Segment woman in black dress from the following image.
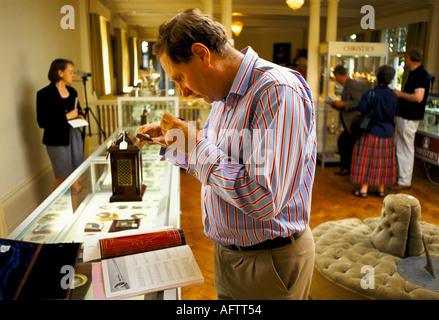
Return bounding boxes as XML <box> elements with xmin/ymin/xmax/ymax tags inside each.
<box><xmin>37</xmin><ymin>59</ymin><xmax>85</xmax><ymax>190</ymax></box>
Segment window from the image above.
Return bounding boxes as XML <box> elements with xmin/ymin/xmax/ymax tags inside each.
<box><xmin>100</xmin><ymin>16</ymin><xmax>112</xmax><ymax>95</ymax></box>
<box><xmin>385</xmin><ymin>26</ymin><xmax>407</xmax><ymax>90</ymax></box>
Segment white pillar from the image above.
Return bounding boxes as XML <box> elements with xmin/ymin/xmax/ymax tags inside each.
<box><xmin>307</xmin><ymin>0</ymin><xmax>321</xmax><ymax>99</ymax></box>
<box><xmin>221</xmin><ymin>0</ymin><xmax>233</xmax><ymax>40</ymax></box>
<box><xmin>202</xmin><ymin>0</ymin><xmax>213</xmax><ymax>17</ymax></box>
<box><xmin>326</xmin><ymin>0</ymin><xmax>339</xmax><ymax>42</ymax></box>
<box><xmin>425</xmin><ymin>0</ymin><xmax>439</xmax><ymax>93</ymax></box>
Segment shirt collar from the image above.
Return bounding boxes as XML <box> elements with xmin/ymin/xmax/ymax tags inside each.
<box><xmin>228</xmin><ymin>46</ymin><xmax>258</xmax><ymax>98</ymax></box>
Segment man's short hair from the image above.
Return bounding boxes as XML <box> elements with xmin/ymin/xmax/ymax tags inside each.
<box><xmin>333</xmin><ymin>65</ymin><xmax>347</xmax><ymax>76</ymax></box>
<box><xmin>406</xmin><ymin>48</ymin><xmax>423</xmax><ymax>62</ymax></box>
<box><xmin>153</xmin><ymin>8</ymin><xmax>229</xmax><ymax>64</ymax></box>
<box><xmin>377</xmin><ymin>65</ymin><xmax>395</xmax><ymax>85</ymax></box>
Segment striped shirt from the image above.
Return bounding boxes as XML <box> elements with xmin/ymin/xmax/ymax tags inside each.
<box><xmin>163</xmin><ymin>47</ymin><xmax>316</xmax><ymax>246</ymax></box>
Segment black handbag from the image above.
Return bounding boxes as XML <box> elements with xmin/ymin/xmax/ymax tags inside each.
<box><xmin>350</xmin><ymin>89</ymin><xmax>375</xmax><ymax>136</ymax></box>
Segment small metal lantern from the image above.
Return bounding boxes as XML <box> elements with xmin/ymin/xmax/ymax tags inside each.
<box><xmin>107</xmin><ymin>131</ymin><xmax>146</xmax><ymax>202</ymax></box>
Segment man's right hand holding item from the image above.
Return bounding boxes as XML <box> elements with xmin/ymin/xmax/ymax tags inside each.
<box><xmin>136</xmin><ymin>113</ymin><xmax>200</xmax><ymax>154</ymax></box>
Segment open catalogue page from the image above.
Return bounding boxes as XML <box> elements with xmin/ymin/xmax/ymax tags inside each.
<box><xmin>101</xmin><ymin>244</ymin><xmax>203</xmax><ymax>299</ymax></box>
<box><xmin>91</xmin><ymin>228</ymin><xmax>204</xmax><ymax>299</ymax></box>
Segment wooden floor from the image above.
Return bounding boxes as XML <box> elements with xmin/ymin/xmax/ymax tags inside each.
<box><xmin>179</xmin><ymin>158</ymin><xmax>439</xmax><ymax>300</ymax></box>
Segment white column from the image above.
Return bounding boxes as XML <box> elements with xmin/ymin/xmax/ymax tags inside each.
<box><xmin>307</xmin><ymin>0</ymin><xmax>321</xmax><ymax>99</ymax></box>
<box><xmin>326</xmin><ymin>0</ymin><xmax>339</xmax><ymax>42</ymax></box>
<box><xmin>221</xmin><ymin>0</ymin><xmax>233</xmax><ymax>40</ymax></box>
<box><xmin>202</xmin><ymin>0</ymin><xmax>213</xmax><ymax>17</ymax></box>
<box><xmin>425</xmin><ymin>0</ymin><xmax>439</xmax><ymax>91</ymax></box>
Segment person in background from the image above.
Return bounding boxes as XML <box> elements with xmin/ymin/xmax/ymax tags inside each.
<box><xmin>137</xmin><ymin>8</ymin><xmax>316</xmax><ymax>300</ymax></box>
<box><xmin>295</xmin><ymin>56</ymin><xmax>307</xmax><ymax>79</ymax></box>
<box><xmin>390</xmin><ymin>48</ymin><xmax>430</xmax><ymax>191</ymax></box>
<box><xmin>37</xmin><ymin>59</ymin><xmax>85</xmax><ymax>191</ymax></box>
<box><xmin>327</xmin><ymin>65</ymin><xmax>363</xmax><ymax>176</ymax></box>
<box><xmin>350</xmin><ymin>65</ymin><xmax>399</xmax><ymax>198</ymax></box>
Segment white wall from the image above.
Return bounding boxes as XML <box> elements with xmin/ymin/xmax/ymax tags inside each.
<box><xmin>234</xmin><ymin>27</ymin><xmax>307</xmax><ymax>64</ymax></box>
<box><xmin>0</xmin><ymin>0</ymin><xmax>89</xmax><ymax>232</ymax></box>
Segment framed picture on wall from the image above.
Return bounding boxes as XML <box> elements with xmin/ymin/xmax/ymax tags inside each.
<box><xmin>273</xmin><ymin>43</ymin><xmax>291</xmax><ymax>66</ymax></box>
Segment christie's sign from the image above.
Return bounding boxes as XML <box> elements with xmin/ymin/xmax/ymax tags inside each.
<box><xmin>415</xmin><ymin>133</ymin><xmax>439</xmax><ymax>163</ymax></box>
<box><xmin>320</xmin><ymin>42</ymin><xmax>388</xmax><ymax>56</ymax></box>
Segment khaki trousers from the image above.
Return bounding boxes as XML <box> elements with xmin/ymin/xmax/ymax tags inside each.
<box><xmin>395</xmin><ymin>116</ymin><xmax>420</xmax><ymax>186</ymax></box>
<box><xmin>214</xmin><ymin>227</ymin><xmax>315</xmax><ymax>300</ymax></box>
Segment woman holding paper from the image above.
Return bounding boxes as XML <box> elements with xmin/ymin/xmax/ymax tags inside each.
<box><xmin>36</xmin><ymin>59</ymin><xmax>85</xmax><ymax>190</ymax></box>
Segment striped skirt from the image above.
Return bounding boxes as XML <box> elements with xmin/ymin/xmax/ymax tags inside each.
<box><xmin>350</xmin><ymin>133</ymin><xmax>396</xmax><ymax>185</ymax></box>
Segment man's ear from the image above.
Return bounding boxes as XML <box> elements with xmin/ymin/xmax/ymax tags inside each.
<box><xmin>191</xmin><ymin>43</ymin><xmax>210</xmax><ymax>64</ymax></box>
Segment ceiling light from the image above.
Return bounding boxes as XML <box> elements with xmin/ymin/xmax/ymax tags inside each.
<box><xmin>286</xmin><ymin>0</ymin><xmax>305</xmax><ymax>10</ymax></box>
<box><xmin>232</xmin><ymin>21</ymin><xmax>243</xmax><ymax>37</ymax></box>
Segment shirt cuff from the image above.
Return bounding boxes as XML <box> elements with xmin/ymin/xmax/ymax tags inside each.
<box><xmin>160</xmin><ymin>147</ymin><xmax>189</xmax><ymax>170</ymax></box>
<box><xmin>187</xmin><ymin>138</ymin><xmax>224</xmax><ymax>185</ymax></box>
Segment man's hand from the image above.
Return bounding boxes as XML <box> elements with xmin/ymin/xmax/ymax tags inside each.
<box><xmin>160</xmin><ymin>113</ymin><xmax>200</xmax><ymax>154</ymax></box>
<box><xmin>136</xmin><ymin>121</ymin><xmax>167</xmax><ymax>146</ymax></box>
<box><xmin>328</xmin><ymin>100</ymin><xmax>345</xmax><ymax>110</ymax></box>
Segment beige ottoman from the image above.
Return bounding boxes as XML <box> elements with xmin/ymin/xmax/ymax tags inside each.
<box><xmin>310</xmin><ymin>194</ymin><xmax>439</xmax><ymax>300</ymax></box>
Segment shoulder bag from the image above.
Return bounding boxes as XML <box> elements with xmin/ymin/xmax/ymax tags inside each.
<box><xmin>350</xmin><ymin>89</ymin><xmax>375</xmax><ymax>136</ymax></box>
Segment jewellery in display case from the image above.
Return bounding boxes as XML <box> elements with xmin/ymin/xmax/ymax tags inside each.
<box><xmin>108</xmin><ymin>219</ymin><xmax>140</xmax><ymax>232</ymax></box>
<box><xmin>84</xmin><ymin>222</ymin><xmax>104</xmax><ymax>232</ymax></box>
<box><xmin>96</xmin><ymin>212</ymin><xmax>119</xmax><ymax>221</ymax></box>
<box><xmin>33</xmin><ymin>223</ymin><xmax>53</xmax><ymax>234</ymax></box>
<box><xmin>130</xmin><ymin>213</ymin><xmax>147</xmax><ymax>219</ymax></box>
<box><xmin>37</xmin><ymin>213</ymin><xmax>60</xmax><ymax>224</ymax></box>
<box><xmin>29</xmin><ymin>235</ymin><xmax>46</xmax><ymax>242</ymax></box>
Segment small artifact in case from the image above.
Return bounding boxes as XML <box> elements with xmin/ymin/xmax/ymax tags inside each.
<box><xmin>33</xmin><ymin>223</ymin><xmax>53</xmax><ymax>234</ymax></box>
<box><xmin>84</xmin><ymin>222</ymin><xmax>104</xmax><ymax>232</ymax></box>
<box><xmin>108</xmin><ymin>219</ymin><xmax>140</xmax><ymax>232</ymax></box>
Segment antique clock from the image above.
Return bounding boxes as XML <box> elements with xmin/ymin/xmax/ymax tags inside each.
<box><xmin>107</xmin><ymin>131</ymin><xmax>146</xmax><ymax>202</ymax></box>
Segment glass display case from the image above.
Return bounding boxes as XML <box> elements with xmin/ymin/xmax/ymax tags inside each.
<box><xmin>117</xmin><ymin>96</ymin><xmax>180</xmax><ymax>128</ymax></box>
<box><xmin>317</xmin><ymin>41</ymin><xmax>388</xmax><ymax>166</ymax></box>
<box><xmin>415</xmin><ymin>94</ymin><xmax>439</xmax><ymax>166</ymax></box>
<box><xmin>10</xmin><ymin>129</ymin><xmax>180</xmax><ymax>244</ymax></box>
<box><xmin>118</xmin><ymin>95</ymin><xmax>211</xmax><ymax>130</ymax></box>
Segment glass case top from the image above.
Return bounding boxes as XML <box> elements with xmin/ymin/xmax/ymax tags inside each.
<box><xmin>10</xmin><ymin>127</ymin><xmax>179</xmax><ymax>244</ymax></box>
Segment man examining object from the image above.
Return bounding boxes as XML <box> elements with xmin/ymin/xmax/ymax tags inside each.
<box><xmin>136</xmin><ymin>8</ymin><xmax>316</xmax><ymax>300</ymax></box>
<box><xmin>327</xmin><ymin>65</ymin><xmax>363</xmax><ymax>176</ymax></box>
<box><xmin>390</xmin><ymin>48</ymin><xmax>430</xmax><ymax>191</ymax></box>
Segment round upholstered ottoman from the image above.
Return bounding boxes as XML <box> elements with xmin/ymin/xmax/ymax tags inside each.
<box><xmin>309</xmin><ymin>195</ymin><xmax>439</xmax><ymax>300</ymax></box>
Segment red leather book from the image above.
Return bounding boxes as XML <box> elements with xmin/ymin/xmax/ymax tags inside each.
<box><xmin>100</xmin><ymin>229</ymin><xmax>185</xmax><ymax>259</ymax></box>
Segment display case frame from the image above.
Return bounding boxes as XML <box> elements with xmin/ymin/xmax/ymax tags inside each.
<box><xmin>317</xmin><ymin>41</ymin><xmax>388</xmax><ymax>167</ymax></box>
<box><xmin>415</xmin><ymin>94</ymin><xmax>439</xmax><ymax>166</ymax></box>
<box><xmin>10</xmin><ymin>128</ymin><xmax>181</xmax><ymax>243</ymax></box>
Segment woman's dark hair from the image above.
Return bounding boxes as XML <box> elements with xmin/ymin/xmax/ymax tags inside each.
<box><xmin>153</xmin><ymin>8</ymin><xmax>229</xmax><ymax>64</ymax></box>
<box><xmin>376</xmin><ymin>65</ymin><xmax>395</xmax><ymax>85</ymax></box>
<box><xmin>48</xmin><ymin>58</ymin><xmax>74</xmax><ymax>82</ymax></box>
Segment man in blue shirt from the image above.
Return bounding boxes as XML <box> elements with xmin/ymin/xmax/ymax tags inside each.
<box><xmin>390</xmin><ymin>48</ymin><xmax>430</xmax><ymax>191</ymax></box>
<box><xmin>137</xmin><ymin>8</ymin><xmax>316</xmax><ymax>300</ymax></box>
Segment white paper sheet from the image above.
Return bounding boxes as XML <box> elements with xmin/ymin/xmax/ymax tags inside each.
<box><xmin>68</xmin><ymin>118</ymin><xmax>89</xmax><ymax>128</ymax></box>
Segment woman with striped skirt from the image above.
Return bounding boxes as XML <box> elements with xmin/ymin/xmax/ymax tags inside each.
<box><xmin>351</xmin><ymin>65</ymin><xmax>399</xmax><ymax>198</ymax></box>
